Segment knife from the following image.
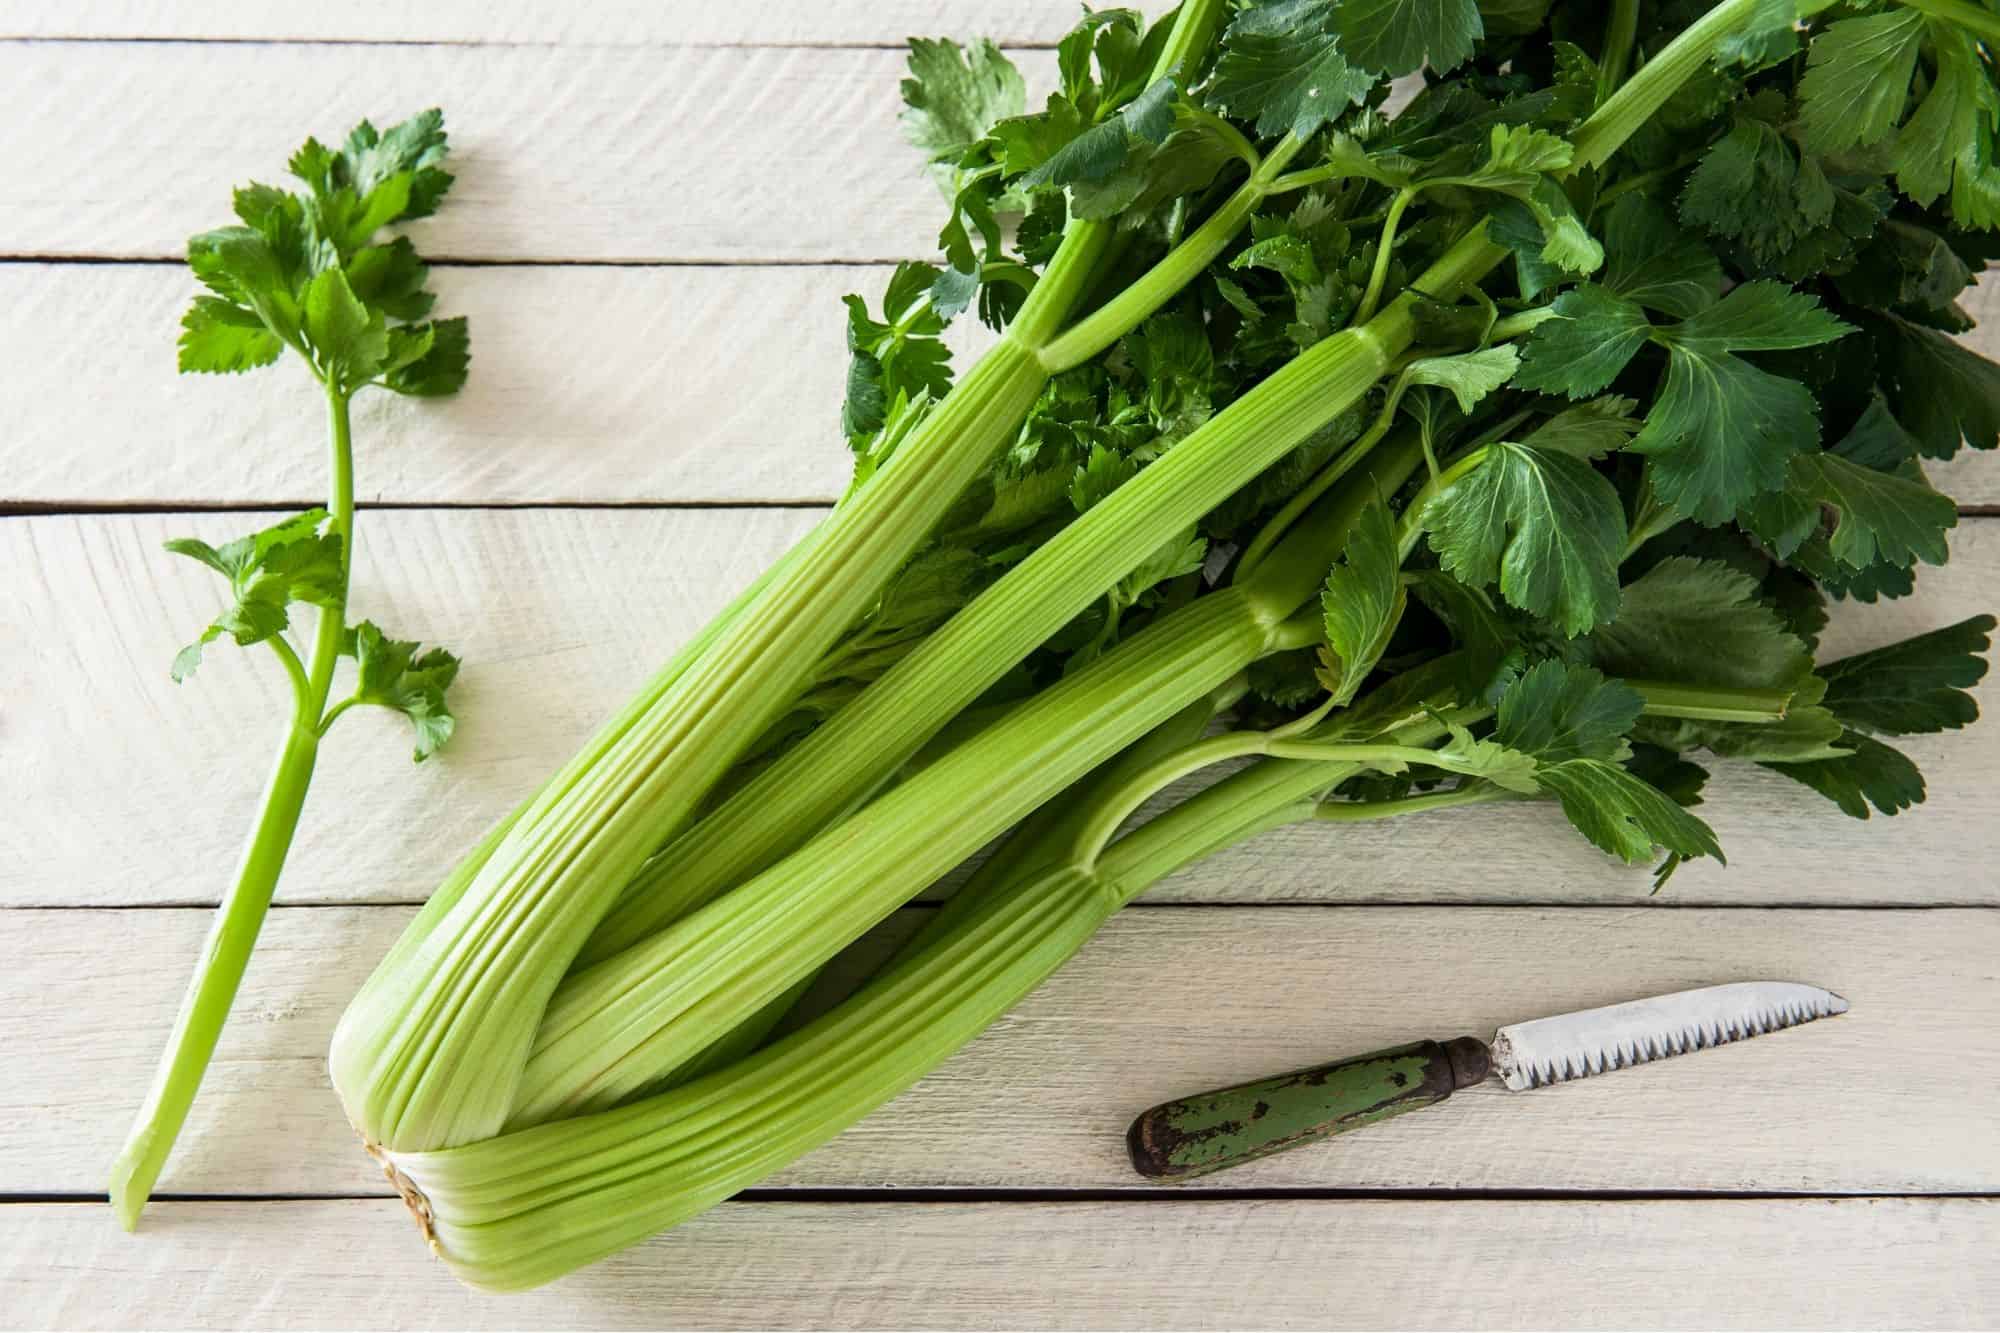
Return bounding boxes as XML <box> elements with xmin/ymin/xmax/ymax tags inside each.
<box><xmin>1126</xmin><ymin>981</ymin><xmax>1849</xmax><ymax>1180</ymax></box>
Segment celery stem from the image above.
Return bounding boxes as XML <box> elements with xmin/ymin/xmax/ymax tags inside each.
<box><xmin>1352</xmin><ymin>188</ymin><xmax>1416</xmax><ymax>326</ymax></box>
<box><xmin>1316</xmin><ymin>783</ymin><xmax>1517</xmax><ymax>822</ymax></box>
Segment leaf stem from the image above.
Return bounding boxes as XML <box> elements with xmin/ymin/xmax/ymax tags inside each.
<box><xmin>108</xmin><ymin>720</ymin><xmax>322</xmax><ymax>1231</ymax></box>
<box><xmin>306</xmin><ymin>385</ymin><xmax>356</xmax><ymax>713</ymax></box>
<box><xmin>1352</xmin><ymin>187</ymin><xmax>1416</xmax><ymax>326</ymax></box>
<box><xmin>1316</xmin><ymin>782</ymin><xmax>1517</xmax><ymax>822</ymax></box>
<box><xmin>110</xmin><ymin>381</ymin><xmax>358</xmax><ymax>1227</ymax></box>
<box><xmin>317</xmin><ymin>695</ymin><xmax>361</xmax><ymax>736</ymax></box>
<box><xmin>266</xmin><ymin>634</ymin><xmax>313</xmax><ymax>727</ymax></box>
<box><xmin>1598</xmin><ymin>0</ymin><xmax>1641</xmax><ymax>100</ymax></box>
<box><xmin>1039</xmin><ymin>133</ymin><xmax>1307</xmax><ymax>371</ymax></box>
<box><xmin>1571</xmin><ymin>0</ymin><xmax>1764</xmax><ymax>170</ymax></box>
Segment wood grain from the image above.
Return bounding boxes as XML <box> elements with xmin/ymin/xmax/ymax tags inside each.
<box><xmin>8</xmin><ymin>904</ymin><xmax>1994</xmax><ymax>1197</ymax></box>
<box><xmin>1</xmin><ymin>2</ymin><xmax>1076</xmax><ymax>46</ymax></box>
<box><xmin>0</xmin><ymin>42</ymin><xmax>1058</xmax><ymax>262</ymax></box>
<box><xmin>4</xmin><ymin>1197</ymin><xmax>1995</xmax><ymax>1330</ymax></box>
<box><xmin>0</xmin><ymin>263</ymin><xmax>868</xmax><ymax>507</ymax></box>
<box><xmin>4</xmin><ymin>262</ymin><xmax>1996</xmax><ymax>507</ymax></box>
<box><xmin>6</xmin><ymin>509</ymin><xmax>1994</xmax><ymax>910</ymax></box>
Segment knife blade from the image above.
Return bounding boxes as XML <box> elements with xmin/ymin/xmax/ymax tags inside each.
<box><xmin>1126</xmin><ymin>980</ymin><xmax>1848</xmax><ymax>1180</ymax></box>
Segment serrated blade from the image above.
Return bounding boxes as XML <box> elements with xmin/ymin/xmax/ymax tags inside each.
<box><xmin>1490</xmin><ymin>981</ymin><xmax>1848</xmax><ymax>1092</ymax></box>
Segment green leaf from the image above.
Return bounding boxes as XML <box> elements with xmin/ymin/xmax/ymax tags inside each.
<box><xmin>1797</xmin><ymin>8</ymin><xmax>1927</xmax><ymax>154</ymax></box>
<box><xmin>340</xmin><ymin>110</ymin><xmax>452</xmax><ymax>218</ymax></box>
<box><xmin>899</xmin><ymin>37</ymin><xmax>1027</xmax><ymax>172</ymax></box>
<box><xmin>1425</xmin><ymin>721</ymin><xmax>1543</xmax><ymax>793</ymax></box>
<box><xmin>1600</xmin><ymin>195</ymin><xmax>1720</xmax><ymax>319</ymax></box>
<box><xmin>1422</xmin><ymin>439</ymin><xmax>1627</xmax><ymax>636</ymax></box>
<box><xmin>1407</xmin><ymin>572</ymin><xmax>1524</xmax><ymax>705</ymax></box>
<box><xmin>1584</xmin><ymin>557</ymin><xmax>1812</xmax><ymax>691</ymax></box>
<box><xmin>164</xmin><ymin>510</ymin><xmax>343</xmax><ymax>681</ymax></box>
<box><xmin>1402</xmin><ymin>345</ymin><xmax>1519</xmax><ymax>415</ymax></box>
<box><xmin>1819</xmin><ymin>615</ymin><xmax>1994</xmax><ymax>737</ymax></box>
<box><xmin>1889</xmin><ymin>23</ymin><xmax>1989</xmax><ymax>215</ymax></box>
<box><xmin>1625</xmin><ymin>743</ymin><xmax>1710</xmax><ymax>808</ymax></box>
<box><xmin>1070</xmin><ymin>443</ymin><xmax>1139</xmax><ymax>513</ymax></box>
<box><xmin>1070</xmin><ymin>123</ymin><xmax>1237</xmax><ymax>222</ymax></box>
<box><xmin>1511</xmin><ymin>284</ymin><xmax>1651</xmax><ymax>399</ymax></box>
<box><xmin>1631</xmin><ymin>282</ymin><xmax>1853</xmax><ymax>525</ymax></box>
<box><xmin>341</xmin><ymin>620</ymin><xmax>461</xmax><ymax>761</ymax></box>
<box><xmin>1518</xmin><ymin>396</ymin><xmax>1642</xmax><ymax>460</ymax></box>
<box><xmin>187</xmin><ymin>226</ymin><xmax>302</xmax><ymax>344</ymax></box>
<box><xmin>1784</xmin><ymin>452</ymin><xmax>1958</xmax><ymax>570</ymax></box>
<box><xmin>1205</xmin><ymin>0</ymin><xmax>1377</xmax><ymax>139</ymax></box>
<box><xmin>1678</xmin><ymin>106</ymin><xmax>1838</xmax><ymax>268</ymax></box>
<box><xmin>1020</xmin><ymin>77</ymin><xmax>1178</xmax><ymax>193</ymax></box>
<box><xmin>379</xmin><ymin>316</ymin><xmax>469</xmax><ymax>397</ymax></box>
<box><xmin>178</xmin><ymin>296</ymin><xmax>284</xmax><ymax>374</ymax></box>
<box><xmin>1317</xmin><ymin>495</ymin><xmax>1405</xmax><ymax>705</ymax></box>
<box><xmin>303</xmin><ymin>265</ymin><xmax>387</xmax><ymax>385</ymax></box>
<box><xmin>1494</xmin><ymin>661</ymin><xmax>1643</xmax><ymax>765</ymax></box>
<box><xmin>1537</xmin><ymin>757</ymin><xmax>1723</xmax><ymax>866</ymax></box>
<box><xmin>1868</xmin><ymin>313</ymin><xmax>2000</xmax><ymax>459</ymax></box>
<box><xmin>344</xmin><ymin>236</ymin><xmax>433</xmax><ymax>321</ymax></box>
<box><xmin>1765</xmin><ymin>731</ymin><xmax>1925</xmax><ymax>819</ymax></box>
<box><xmin>1336</xmin><ymin>0</ymin><xmax>1483</xmax><ymax>76</ymax></box>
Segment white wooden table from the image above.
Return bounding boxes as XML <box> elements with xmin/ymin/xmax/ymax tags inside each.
<box><xmin>4</xmin><ymin>6</ymin><xmax>1998</xmax><ymax>1329</ymax></box>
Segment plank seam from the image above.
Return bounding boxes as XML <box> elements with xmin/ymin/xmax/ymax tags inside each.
<box><xmin>0</xmin><ymin>36</ymin><xmax>1063</xmax><ymax>53</ymax></box>
<box><xmin>4</xmin><ymin>502</ymin><xmax>1995</xmax><ymax>520</ymax></box>
<box><xmin>6</xmin><ymin>1188</ymin><xmax>1999</xmax><ymax>1207</ymax></box>
<box><xmin>6</xmin><ymin>901</ymin><xmax>1995</xmax><ymax>913</ymax></box>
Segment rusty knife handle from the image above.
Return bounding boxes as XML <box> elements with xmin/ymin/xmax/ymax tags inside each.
<box><xmin>1126</xmin><ymin>1036</ymin><xmax>1491</xmax><ymax>1180</ymax></box>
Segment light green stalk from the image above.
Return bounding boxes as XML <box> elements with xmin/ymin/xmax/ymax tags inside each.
<box><xmin>108</xmin><ymin>384</ymin><xmax>356</xmax><ymax>1229</ymax></box>
<box><xmin>581</xmin><ymin>233</ymin><xmax>1498</xmax><ymax>966</ymax></box>
<box><xmin>513</xmin><ymin>435</ymin><xmax>1423</xmax><ymax>1123</ymax></box>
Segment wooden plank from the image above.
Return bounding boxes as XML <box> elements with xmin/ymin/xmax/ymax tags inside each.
<box><xmin>6</xmin><ymin>508</ymin><xmax>1995</xmax><ymax>909</ymax></box>
<box><xmin>3</xmin><ymin>1</ymin><xmax>1076</xmax><ymax>46</ymax></box>
<box><xmin>3</xmin><ymin>1197</ymin><xmax>1994</xmax><ymax>1330</ymax></box>
<box><xmin>5</xmin><ymin>261</ymin><xmax>1997</xmax><ymax>507</ymax></box>
<box><xmin>8</xmin><ymin>904</ymin><xmax>1994</xmax><ymax>1197</ymax></box>
<box><xmin>0</xmin><ymin>263</ymin><xmax>869</xmax><ymax>507</ymax></box>
<box><xmin>0</xmin><ymin>42</ymin><xmax>1058</xmax><ymax>262</ymax></box>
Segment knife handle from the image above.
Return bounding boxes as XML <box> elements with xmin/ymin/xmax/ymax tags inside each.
<box><xmin>1127</xmin><ymin>1036</ymin><xmax>1491</xmax><ymax>1180</ymax></box>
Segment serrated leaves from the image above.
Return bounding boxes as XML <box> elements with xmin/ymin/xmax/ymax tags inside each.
<box><xmin>1205</xmin><ymin>0</ymin><xmax>1377</xmax><ymax>139</ymax></box>
<box><xmin>1316</xmin><ymin>495</ymin><xmax>1405</xmax><ymax>705</ymax></box>
<box><xmin>340</xmin><ymin>621</ymin><xmax>461</xmax><ymax>761</ymax></box>
<box><xmin>1819</xmin><ymin>615</ymin><xmax>1994</xmax><ymax>737</ymax></box>
<box><xmin>178</xmin><ymin>296</ymin><xmax>284</xmax><ymax>374</ymax></box>
<box><xmin>1494</xmin><ymin>661</ymin><xmax>1643</xmax><ymax>765</ymax></box>
<box><xmin>1630</xmin><ymin>282</ymin><xmax>1854</xmax><ymax>525</ymax></box>
<box><xmin>1797</xmin><ymin>8</ymin><xmax>1928</xmax><ymax>155</ymax></box>
<box><xmin>178</xmin><ymin>111</ymin><xmax>466</xmax><ymax>400</ymax></box>
<box><xmin>1585</xmin><ymin>557</ymin><xmax>1813</xmax><ymax>691</ymax></box>
<box><xmin>1765</xmin><ymin>731</ymin><xmax>1926</xmax><ymax>818</ymax></box>
<box><xmin>1421</xmin><ymin>439</ymin><xmax>1627</xmax><ymax>636</ymax></box>
<box><xmin>1512</xmin><ymin>285</ymin><xmax>1652</xmax><ymax>399</ymax></box>
<box><xmin>1403</xmin><ymin>345</ymin><xmax>1520</xmax><ymax>415</ymax></box>
<box><xmin>1535</xmin><ymin>758</ymin><xmax>1725</xmax><ymax>865</ymax></box>
<box><xmin>1337</xmin><ymin>0</ymin><xmax>1483</xmax><ymax>76</ymax></box>
<box><xmin>165</xmin><ymin>510</ymin><xmax>343</xmax><ymax>681</ymax></box>
<box><xmin>900</xmin><ymin>37</ymin><xmax>1028</xmax><ymax>175</ymax></box>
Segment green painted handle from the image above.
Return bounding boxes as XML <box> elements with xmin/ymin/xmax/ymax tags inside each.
<box><xmin>1126</xmin><ymin>1036</ymin><xmax>1491</xmax><ymax>1180</ymax></box>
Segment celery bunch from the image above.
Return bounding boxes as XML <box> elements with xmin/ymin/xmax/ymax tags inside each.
<box><xmin>123</xmin><ymin>0</ymin><xmax>2000</xmax><ymax>1288</ymax></box>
